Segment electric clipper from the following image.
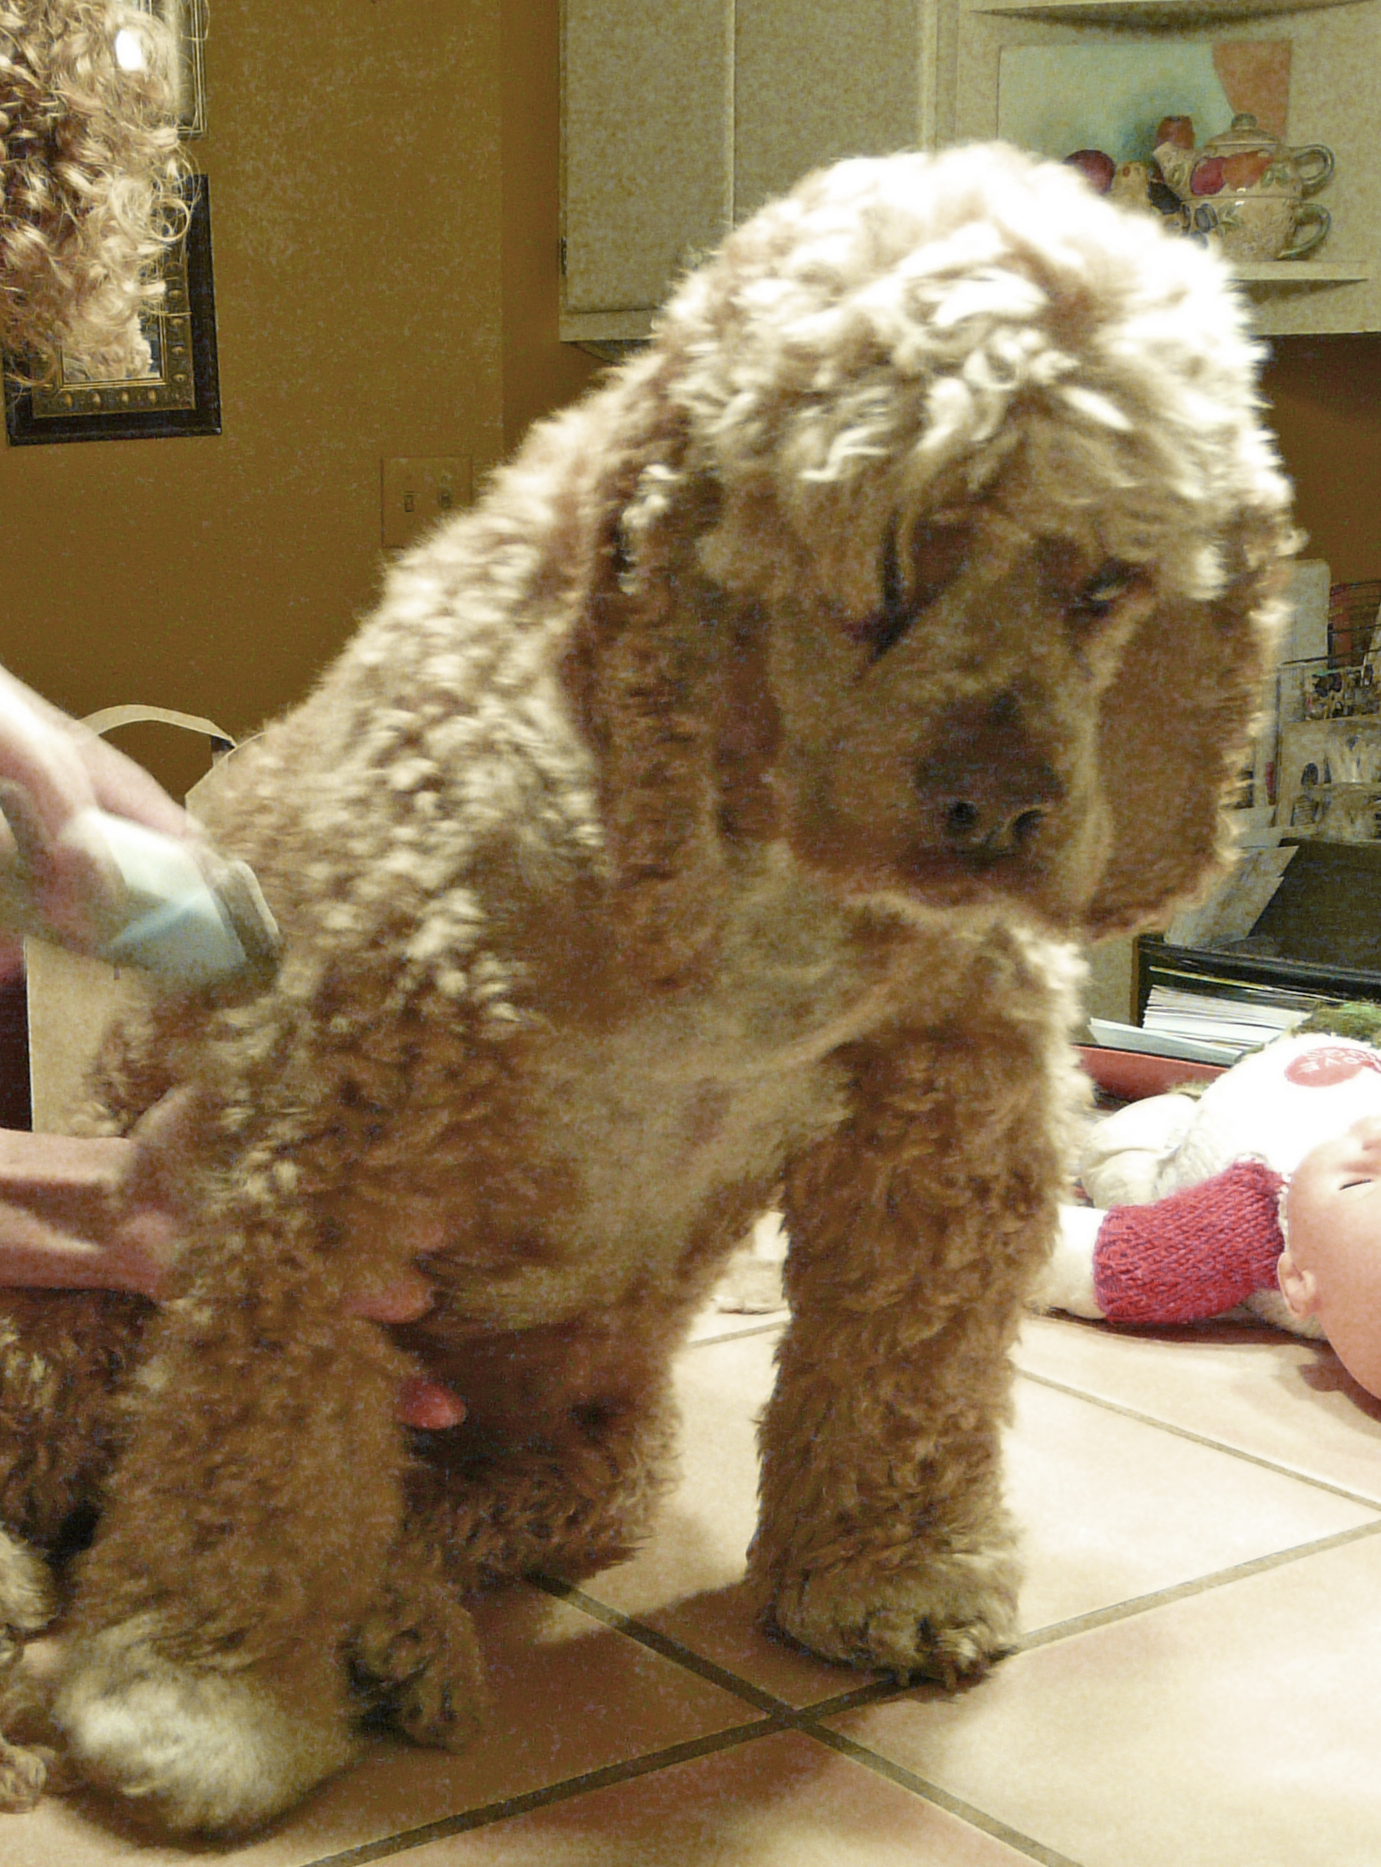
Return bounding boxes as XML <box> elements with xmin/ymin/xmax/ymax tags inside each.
<box><xmin>0</xmin><ymin>794</ymin><xmax>280</xmax><ymax>991</ymax></box>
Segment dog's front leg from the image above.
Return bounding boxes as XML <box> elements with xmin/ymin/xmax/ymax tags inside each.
<box><xmin>750</xmin><ymin>1010</ymin><xmax>1078</xmax><ymax>1685</ymax></box>
<box><xmin>45</xmin><ymin>1180</ymin><xmax>413</xmax><ymax>1835</ymax></box>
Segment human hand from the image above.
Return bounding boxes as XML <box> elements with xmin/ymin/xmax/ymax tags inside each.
<box><xmin>0</xmin><ymin>1098</ymin><xmax>466</xmax><ymax>1431</ymax></box>
<box><xmin>0</xmin><ymin>666</ymin><xmax>192</xmax><ymax>976</ymax></box>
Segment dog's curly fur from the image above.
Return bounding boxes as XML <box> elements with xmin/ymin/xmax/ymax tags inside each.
<box><xmin>1</xmin><ymin>0</ymin><xmax>184</xmax><ymax>378</ymax></box>
<box><xmin>0</xmin><ymin>145</ymin><xmax>1293</xmax><ymax>1830</ymax></box>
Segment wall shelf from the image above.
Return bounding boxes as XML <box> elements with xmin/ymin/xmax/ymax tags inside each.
<box><xmin>1232</xmin><ymin>260</ymin><xmax>1373</xmax><ymax>283</ymax></box>
<box><xmin>954</xmin><ymin>0</ymin><xmax>1380</xmax><ymax>333</ymax></box>
<box><xmin>977</xmin><ymin>0</ymin><xmax>1357</xmax><ymax>20</ymax></box>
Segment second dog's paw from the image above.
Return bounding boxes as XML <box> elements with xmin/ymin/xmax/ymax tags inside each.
<box><xmin>766</xmin><ymin>1543</ymin><xmax>1021</xmax><ymax>1688</ymax></box>
<box><xmin>51</xmin><ymin>1621</ymin><xmax>359</xmax><ymax>1834</ymax></box>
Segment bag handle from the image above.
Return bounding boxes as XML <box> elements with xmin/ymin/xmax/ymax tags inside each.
<box><xmin>82</xmin><ymin>705</ymin><xmax>236</xmax><ymax>758</ymax></box>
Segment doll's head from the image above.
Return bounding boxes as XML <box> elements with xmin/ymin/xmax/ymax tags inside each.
<box><xmin>1279</xmin><ymin>1113</ymin><xmax>1381</xmax><ymax>1398</ymax></box>
<box><xmin>1</xmin><ymin>0</ymin><xmax>183</xmax><ymax>378</ymax></box>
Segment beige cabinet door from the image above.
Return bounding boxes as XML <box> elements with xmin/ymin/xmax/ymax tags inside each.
<box><xmin>562</xmin><ymin>0</ymin><xmax>733</xmax><ymax>327</ymax></box>
<box><xmin>562</xmin><ymin>0</ymin><xmax>939</xmax><ymax>343</ymax></box>
<box><xmin>734</xmin><ymin>0</ymin><xmax>938</xmax><ymax>225</ymax></box>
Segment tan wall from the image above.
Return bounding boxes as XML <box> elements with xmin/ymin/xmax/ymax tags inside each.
<box><xmin>1262</xmin><ymin>336</ymin><xmax>1381</xmax><ymax>587</ymax></box>
<box><xmin>0</xmin><ymin>0</ymin><xmax>596</xmax><ymax>796</ymax></box>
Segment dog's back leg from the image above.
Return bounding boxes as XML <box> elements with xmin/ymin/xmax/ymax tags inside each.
<box><xmin>44</xmin><ymin>1195</ymin><xmax>417</xmax><ymax>1834</ymax></box>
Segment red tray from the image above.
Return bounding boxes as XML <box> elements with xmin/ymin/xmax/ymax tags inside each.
<box><xmin>1076</xmin><ymin>1045</ymin><xmax>1226</xmax><ymax>1102</ymax></box>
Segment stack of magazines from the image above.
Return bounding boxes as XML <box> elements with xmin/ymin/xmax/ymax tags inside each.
<box><xmin>1090</xmin><ymin>981</ymin><xmax>1317</xmax><ymax>1066</ymax></box>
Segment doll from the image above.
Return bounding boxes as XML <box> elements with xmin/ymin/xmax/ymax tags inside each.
<box><xmin>1036</xmin><ymin>1030</ymin><xmax>1381</xmax><ymax>1398</ymax></box>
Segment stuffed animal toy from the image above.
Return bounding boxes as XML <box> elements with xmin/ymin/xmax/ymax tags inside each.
<box><xmin>1036</xmin><ymin>1030</ymin><xmax>1381</xmax><ymax>1398</ymax></box>
<box><xmin>0</xmin><ymin>0</ymin><xmax>183</xmax><ymax>379</ymax></box>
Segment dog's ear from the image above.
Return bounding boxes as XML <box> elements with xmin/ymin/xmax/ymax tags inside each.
<box><xmin>560</xmin><ymin>361</ymin><xmax>737</xmax><ymax>986</ymax></box>
<box><xmin>1082</xmin><ymin>557</ymin><xmax>1286</xmax><ymax>940</ymax></box>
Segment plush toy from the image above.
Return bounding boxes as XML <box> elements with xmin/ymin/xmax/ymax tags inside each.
<box><xmin>1035</xmin><ymin>1030</ymin><xmax>1381</xmax><ymax>1398</ymax></box>
<box><xmin>0</xmin><ymin>0</ymin><xmax>183</xmax><ymax>378</ymax></box>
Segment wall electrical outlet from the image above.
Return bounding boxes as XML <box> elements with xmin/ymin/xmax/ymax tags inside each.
<box><xmin>381</xmin><ymin>456</ymin><xmax>473</xmax><ymax>550</ymax></box>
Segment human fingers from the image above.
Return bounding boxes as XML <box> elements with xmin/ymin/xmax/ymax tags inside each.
<box><xmin>72</xmin><ymin>726</ymin><xmax>192</xmax><ymax>840</ymax></box>
<box><xmin>0</xmin><ymin>667</ymin><xmax>101</xmax><ymax>850</ymax></box>
<box><xmin>93</xmin><ymin>1215</ymin><xmax>175</xmax><ymax>1298</ymax></box>
<box><xmin>0</xmin><ymin>669</ymin><xmax>188</xmax><ymax>842</ymax></box>
<box><xmin>0</xmin><ymin>674</ymin><xmax>179</xmax><ymax>952</ymax></box>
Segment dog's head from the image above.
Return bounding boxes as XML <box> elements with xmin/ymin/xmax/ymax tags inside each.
<box><xmin>566</xmin><ymin>145</ymin><xmax>1294</xmax><ymax>964</ymax></box>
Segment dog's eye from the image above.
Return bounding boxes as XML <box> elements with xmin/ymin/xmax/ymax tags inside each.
<box><xmin>847</xmin><ymin>520</ymin><xmax>970</xmax><ymax>660</ymax></box>
<box><xmin>1069</xmin><ymin>561</ymin><xmax>1139</xmax><ymax>627</ymax></box>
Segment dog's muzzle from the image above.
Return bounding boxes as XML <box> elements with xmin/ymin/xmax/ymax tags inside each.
<box><xmin>913</xmin><ymin>693</ymin><xmax>1065</xmax><ymax>864</ymax></box>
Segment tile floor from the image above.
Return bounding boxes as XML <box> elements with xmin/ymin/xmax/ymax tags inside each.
<box><xmin>9</xmin><ymin>1295</ymin><xmax>1381</xmax><ymax>1866</ymax></box>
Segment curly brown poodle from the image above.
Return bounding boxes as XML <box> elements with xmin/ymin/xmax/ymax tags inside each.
<box><xmin>0</xmin><ymin>143</ymin><xmax>1293</xmax><ymax>1832</ymax></box>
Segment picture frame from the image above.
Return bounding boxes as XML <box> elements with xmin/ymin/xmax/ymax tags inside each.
<box><xmin>3</xmin><ymin>178</ymin><xmax>221</xmax><ymax>446</ymax></box>
<box><xmin>146</xmin><ymin>0</ymin><xmax>208</xmax><ymax>140</ymax></box>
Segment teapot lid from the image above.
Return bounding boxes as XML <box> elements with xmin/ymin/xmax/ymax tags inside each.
<box><xmin>1200</xmin><ymin>112</ymin><xmax>1283</xmax><ymax>159</ymax></box>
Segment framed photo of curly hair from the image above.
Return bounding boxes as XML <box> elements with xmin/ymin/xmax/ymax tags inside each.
<box><xmin>3</xmin><ymin>176</ymin><xmax>221</xmax><ymax>447</ymax></box>
<box><xmin>145</xmin><ymin>0</ymin><xmax>208</xmax><ymax>139</ymax></box>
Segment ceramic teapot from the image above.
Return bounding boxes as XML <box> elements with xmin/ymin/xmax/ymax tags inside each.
<box><xmin>1153</xmin><ymin>112</ymin><xmax>1334</xmax><ymax>261</ymax></box>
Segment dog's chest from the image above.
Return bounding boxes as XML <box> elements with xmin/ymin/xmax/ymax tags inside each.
<box><xmin>442</xmin><ymin>864</ymin><xmax>904</xmax><ymax>1326</ymax></box>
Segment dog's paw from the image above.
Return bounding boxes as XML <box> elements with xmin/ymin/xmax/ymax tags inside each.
<box><xmin>0</xmin><ymin>1737</ymin><xmax>53</xmax><ymax>1813</ymax></box>
<box><xmin>386</xmin><ymin>1658</ymin><xmax>486</xmax><ymax>1754</ymax></box>
<box><xmin>352</xmin><ymin>1582</ymin><xmax>486</xmax><ymax>1753</ymax></box>
<box><xmin>50</xmin><ymin>1621</ymin><xmax>359</xmax><ymax>1834</ymax></box>
<box><xmin>766</xmin><ymin>1543</ymin><xmax>1021</xmax><ymax>1688</ymax></box>
<box><xmin>0</xmin><ymin>1532</ymin><xmax>56</xmax><ymax>1647</ymax></box>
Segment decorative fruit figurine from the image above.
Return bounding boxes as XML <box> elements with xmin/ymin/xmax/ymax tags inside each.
<box><xmin>1063</xmin><ymin>148</ymin><xmax>1116</xmax><ymax>194</ymax></box>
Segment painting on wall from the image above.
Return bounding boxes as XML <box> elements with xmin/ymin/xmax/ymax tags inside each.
<box><xmin>3</xmin><ymin>179</ymin><xmax>220</xmax><ymax>446</ymax></box>
<box><xmin>997</xmin><ymin>40</ymin><xmax>1291</xmax><ymax>167</ymax></box>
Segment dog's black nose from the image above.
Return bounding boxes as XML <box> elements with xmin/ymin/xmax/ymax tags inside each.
<box><xmin>939</xmin><ymin>795</ymin><xmax>1049</xmax><ymax>855</ymax></box>
<box><xmin>916</xmin><ymin>695</ymin><xmax>1064</xmax><ymax>861</ymax></box>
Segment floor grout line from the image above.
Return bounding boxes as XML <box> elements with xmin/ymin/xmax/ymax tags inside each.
<box><xmin>695</xmin><ymin>1321</ymin><xmax>1381</xmax><ymax>1510</ymax></box>
<box><xmin>800</xmin><ymin>1725</ymin><xmax>1087</xmax><ymax>1867</ymax></box>
<box><xmin>684</xmin><ymin>1315</ymin><xmax>788</xmax><ymax>1349</ymax></box>
<box><xmin>1015</xmin><ymin>1362</ymin><xmax>1381</xmax><ymax>1509</ymax></box>
<box><xmin>1016</xmin><ymin>1516</ymin><xmax>1381</xmax><ymax>1652</ymax></box>
<box><xmin>531</xmin><ymin>1573</ymin><xmax>794</xmax><ymax>1715</ymax></box>
<box><xmin>539</xmin><ymin>1516</ymin><xmax>1381</xmax><ymax>1720</ymax></box>
<box><xmin>298</xmin><ymin>1720</ymin><xmax>782</xmax><ymax>1867</ymax></box>
<box><xmin>304</xmin><ymin>1593</ymin><xmax>1083</xmax><ymax>1867</ymax></box>
<box><xmin>538</xmin><ymin>1522</ymin><xmax>1381</xmax><ymax>1756</ymax></box>
<box><xmin>535</xmin><ymin>1573</ymin><xmax>953</xmax><ymax>1718</ymax></box>
<box><xmin>536</xmin><ymin>1574</ymin><xmax>936</xmax><ymax>1716</ymax></box>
